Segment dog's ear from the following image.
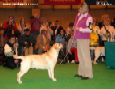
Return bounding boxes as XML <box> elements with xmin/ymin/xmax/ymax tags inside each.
<box><xmin>53</xmin><ymin>43</ymin><xmax>63</xmax><ymax>49</ymax></box>
<box><xmin>53</xmin><ymin>43</ymin><xmax>59</xmax><ymax>49</ymax></box>
<box><xmin>53</xmin><ymin>43</ymin><xmax>58</xmax><ymax>49</ymax></box>
<box><xmin>59</xmin><ymin>43</ymin><xmax>63</xmax><ymax>47</ymax></box>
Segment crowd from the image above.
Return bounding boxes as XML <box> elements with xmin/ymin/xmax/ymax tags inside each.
<box><xmin>0</xmin><ymin>13</ymin><xmax>115</xmax><ymax>69</ymax></box>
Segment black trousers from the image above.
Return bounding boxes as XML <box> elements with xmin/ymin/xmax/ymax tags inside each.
<box><xmin>4</xmin><ymin>56</ymin><xmax>17</xmax><ymax>69</ymax></box>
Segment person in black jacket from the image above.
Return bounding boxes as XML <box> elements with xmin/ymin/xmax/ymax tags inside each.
<box><xmin>18</xmin><ymin>29</ymin><xmax>34</xmax><ymax>56</ymax></box>
<box><xmin>3</xmin><ymin>35</ymin><xmax>19</xmax><ymax>69</ymax></box>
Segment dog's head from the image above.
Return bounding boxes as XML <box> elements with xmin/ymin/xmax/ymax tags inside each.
<box><xmin>53</xmin><ymin>43</ymin><xmax>63</xmax><ymax>51</ymax></box>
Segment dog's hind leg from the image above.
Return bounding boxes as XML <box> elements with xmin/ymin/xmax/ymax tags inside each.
<box><xmin>17</xmin><ymin>69</ymin><xmax>29</xmax><ymax>84</ymax></box>
<box><xmin>17</xmin><ymin>71</ymin><xmax>25</xmax><ymax>84</ymax></box>
<box><xmin>17</xmin><ymin>65</ymin><xmax>30</xmax><ymax>84</ymax></box>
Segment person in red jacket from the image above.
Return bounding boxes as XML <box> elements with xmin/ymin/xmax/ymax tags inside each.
<box><xmin>3</xmin><ymin>16</ymin><xmax>19</xmax><ymax>40</ymax></box>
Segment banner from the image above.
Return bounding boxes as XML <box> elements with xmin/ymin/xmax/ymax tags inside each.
<box><xmin>0</xmin><ymin>0</ymin><xmax>39</xmax><ymax>6</ymax></box>
<box><xmin>0</xmin><ymin>0</ymin><xmax>24</xmax><ymax>3</ymax></box>
<box><xmin>44</xmin><ymin>0</ymin><xmax>82</xmax><ymax>5</ymax></box>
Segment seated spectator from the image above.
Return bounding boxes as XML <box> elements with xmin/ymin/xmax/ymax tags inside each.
<box><xmin>50</xmin><ymin>20</ymin><xmax>64</xmax><ymax>44</ymax></box>
<box><xmin>34</xmin><ymin>30</ymin><xmax>50</xmax><ymax>54</ymax></box>
<box><xmin>65</xmin><ymin>22</ymin><xmax>74</xmax><ymax>43</ymax></box>
<box><xmin>55</xmin><ymin>20</ymin><xmax>64</xmax><ymax>35</ymax></box>
<box><xmin>55</xmin><ymin>29</ymin><xmax>66</xmax><ymax>45</ymax></box>
<box><xmin>40</xmin><ymin>21</ymin><xmax>52</xmax><ymax>43</ymax></box>
<box><xmin>55</xmin><ymin>29</ymin><xmax>67</xmax><ymax>63</ymax></box>
<box><xmin>90</xmin><ymin>17</ymin><xmax>100</xmax><ymax>47</ymax></box>
<box><xmin>66</xmin><ymin>22</ymin><xmax>74</xmax><ymax>36</ymax></box>
<box><xmin>67</xmin><ymin>30</ymin><xmax>78</xmax><ymax>63</ymax></box>
<box><xmin>50</xmin><ymin>21</ymin><xmax>57</xmax><ymax>43</ymax></box>
<box><xmin>3</xmin><ymin>35</ymin><xmax>19</xmax><ymax>69</ymax></box>
<box><xmin>100</xmin><ymin>14</ymin><xmax>115</xmax><ymax>45</ymax></box>
<box><xmin>111</xmin><ymin>17</ymin><xmax>115</xmax><ymax>28</ymax></box>
<box><xmin>18</xmin><ymin>29</ymin><xmax>34</xmax><ymax>56</ymax></box>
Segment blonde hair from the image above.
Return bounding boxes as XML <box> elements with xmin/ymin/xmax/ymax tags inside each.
<box><xmin>79</xmin><ymin>2</ymin><xmax>89</xmax><ymax>13</ymax></box>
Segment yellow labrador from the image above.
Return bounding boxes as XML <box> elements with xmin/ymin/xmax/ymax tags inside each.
<box><xmin>13</xmin><ymin>43</ymin><xmax>63</xmax><ymax>84</ymax></box>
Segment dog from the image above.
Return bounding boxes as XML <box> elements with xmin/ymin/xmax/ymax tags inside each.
<box><xmin>93</xmin><ymin>47</ymin><xmax>105</xmax><ymax>64</ymax></box>
<box><xmin>13</xmin><ymin>43</ymin><xmax>63</xmax><ymax>84</ymax></box>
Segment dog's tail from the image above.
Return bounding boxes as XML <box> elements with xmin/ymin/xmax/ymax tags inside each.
<box><xmin>13</xmin><ymin>55</ymin><xmax>24</xmax><ymax>60</ymax></box>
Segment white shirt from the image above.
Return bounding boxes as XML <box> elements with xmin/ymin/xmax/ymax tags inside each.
<box><xmin>100</xmin><ymin>25</ymin><xmax>115</xmax><ymax>41</ymax></box>
<box><xmin>4</xmin><ymin>44</ymin><xmax>14</xmax><ymax>56</ymax></box>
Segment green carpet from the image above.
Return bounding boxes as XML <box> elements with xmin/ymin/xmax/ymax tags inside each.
<box><xmin>0</xmin><ymin>64</ymin><xmax>115</xmax><ymax>89</ymax></box>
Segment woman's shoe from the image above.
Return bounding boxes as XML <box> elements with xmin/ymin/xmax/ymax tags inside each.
<box><xmin>81</xmin><ymin>77</ymin><xmax>90</xmax><ymax>80</ymax></box>
<box><xmin>74</xmin><ymin>74</ymin><xmax>82</xmax><ymax>78</ymax></box>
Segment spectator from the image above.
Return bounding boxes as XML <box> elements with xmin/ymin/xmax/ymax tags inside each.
<box><xmin>55</xmin><ymin>29</ymin><xmax>67</xmax><ymax>63</ymax></box>
<box><xmin>34</xmin><ymin>30</ymin><xmax>50</xmax><ymax>54</ymax></box>
<box><xmin>3</xmin><ymin>35</ymin><xmax>19</xmax><ymax>69</ymax></box>
<box><xmin>17</xmin><ymin>17</ymin><xmax>26</xmax><ymax>34</ymax></box>
<box><xmin>3</xmin><ymin>16</ymin><xmax>20</xmax><ymax>40</ymax></box>
<box><xmin>100</xmin><ymin>14</ymin><xmax>115</xmax><ymax>45</ymax></box>
<box><xmin>31</xmin><ymin>16</ymin><xmax>41</xmax><ymax>45</ymax></box>
<box><xmin>18</xmin><ymin>29</ymin><xmax>34</xmax><ymax>56</ymax></box>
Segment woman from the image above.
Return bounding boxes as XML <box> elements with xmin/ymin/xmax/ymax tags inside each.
<box><xmin>34</xmin><ymin>30</ymin><xmax>50</xmax><ymax>54</ymax></box>
<box><xmin>100</xmin><ymin>14</ymin><xmax>115</xmax><ymax>43</ymax></box>
<box><xmin>73</xmin><ymin>2</ymin><xmax>93</xmax><ymax>80</ymax></box>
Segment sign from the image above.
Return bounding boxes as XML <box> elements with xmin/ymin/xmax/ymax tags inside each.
<box><xmin>44</xmin><ymin>0</ymin><xmax>82</xmax><ymax>5</ymax></box>
<box><xmin>0</xmin><ymin>0</ymin><xmax>38</xmax><ymax>6</ymax></box>
<box><xmin>0</xmin><ymin>0</ymin><xmax>23</xmax><ymax>3</ymax></box>
<box><xmin>85</xmin><ymin>0</ymin><xmax>115</xmax><ymax>5</ymax></box>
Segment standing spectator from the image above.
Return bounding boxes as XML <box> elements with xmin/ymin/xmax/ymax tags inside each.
<box><xmin>31</xmin><ymin>16</ymin><xmax>41</xmax><ymax>45</ymax></box>
<box><xmin>17</xmin><ymin>17</ymin><xmax>26</xmax><ymax>34</ymax></box>
<box><xmin>3</xmin><ymin>16</ymin><xmax>20</xmax><ymax>40</ymax></box>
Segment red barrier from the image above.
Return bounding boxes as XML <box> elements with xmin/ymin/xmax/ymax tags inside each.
<box><xmin>44</xmin><ymin>0</ymin><xmax>82</xmax><ymax>5</ymax></box>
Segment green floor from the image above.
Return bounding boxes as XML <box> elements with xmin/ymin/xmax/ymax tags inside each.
<box><xmin>0</xmin><ymin>64</ymin><xmax>115</xmax><ymax>89</ymax></box>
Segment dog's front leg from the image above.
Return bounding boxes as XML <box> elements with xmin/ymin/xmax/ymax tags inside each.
<box><xmin>17</xmin><ymin>72</ymin><xmax>24</xmax><ymax>84</ymax></box>
<box><xmin>17</xmin><ymin>69</ymin><xmax>29</xmax><ymax>84</ymax></box>
<box><xmin>48</xmin><ymin>69</ymin><xmax>52</xmax><ymax>79</ymax></box>
<box><xmin>50</xmin><ymin>68</ymin><xmax>57</xmax><ymax>81</ymax></box>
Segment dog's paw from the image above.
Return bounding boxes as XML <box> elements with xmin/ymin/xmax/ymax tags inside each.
<box><xmin>17</xmin><ymin>81</ymin><xmax>22</xmax><ymax>84</ymax></box>
<box><xmin>52</xmin><ymin>78</ymin><xmax>57</xmax><ymax>81</ymax></box>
